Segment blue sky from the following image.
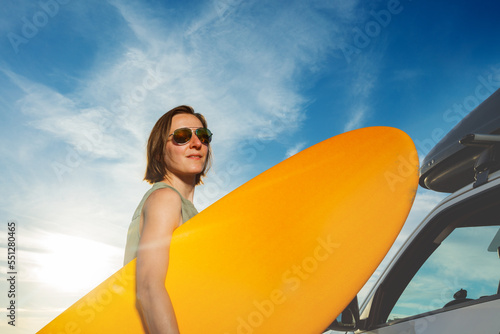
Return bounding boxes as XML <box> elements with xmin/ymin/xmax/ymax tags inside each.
<box><xmin>1</xmin><ymin>0</ymin><xmax>500</xmax><ymax>333</ymax></box>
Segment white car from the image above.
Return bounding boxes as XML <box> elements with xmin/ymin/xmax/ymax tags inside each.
<box><xmin>327</xmin><ymin>89</ymin><xmax>500</xmax><ymax>333</ymax></box>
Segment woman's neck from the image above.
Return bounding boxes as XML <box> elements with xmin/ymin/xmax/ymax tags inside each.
<box><xmin>160</xmin><ymin>175</ymin><xmax>196</xmax><ymax>202</ymax></box>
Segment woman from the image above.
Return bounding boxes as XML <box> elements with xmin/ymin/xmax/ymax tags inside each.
<box><xmin>124</xmin><ymin>105</ymin><xmax>212</xmax><ymax>333</ymax></box>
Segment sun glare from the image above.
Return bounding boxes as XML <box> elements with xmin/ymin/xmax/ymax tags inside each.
<box><xmin>34</xmin><ymin>233</ymin><xmax>122</xmax><ymax>294</ymax></box>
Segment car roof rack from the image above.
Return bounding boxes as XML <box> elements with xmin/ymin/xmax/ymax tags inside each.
<box><xmin>459</xmin><ymin>134</ymin><xmax>500</xmax><ymax>188</ymax></box>
<box><xmin>420</xmin><ymin>89</ymin><xmax>500</xmax><ymax>192</ymax></box>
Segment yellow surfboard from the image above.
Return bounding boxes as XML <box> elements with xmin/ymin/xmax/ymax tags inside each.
<box><xmin>37</xmin><ymin>126</ymin><xmax>418</xmax><ymax>334</ymax></box>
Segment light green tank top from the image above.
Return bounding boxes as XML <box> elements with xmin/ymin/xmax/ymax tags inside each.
<box><xmin>123</xmin><ymin>182</ymin><xmax>198</xmax><ymax>265</ymax></box>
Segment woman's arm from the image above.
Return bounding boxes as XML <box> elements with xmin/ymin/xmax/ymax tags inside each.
<box><xmin>136</xmin><ymin>188</ymin><xmax>182</xmax><ymax>334</ymax></box>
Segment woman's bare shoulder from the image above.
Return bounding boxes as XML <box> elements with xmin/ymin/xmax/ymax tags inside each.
<box><xmin>142</xmin><ymin>187</ymin><xmax>181</xmax><ymax>225</ymax></box>
<box><xmin>145</xmin><ymin>187</ymin><xmax>181</xmax><ymax>207</ymax></box>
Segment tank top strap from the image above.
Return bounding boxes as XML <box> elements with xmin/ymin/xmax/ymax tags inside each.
<box><xmin>151</xmin><ymin>183</ymin><xmax>198</xmax><ymax>221</ymax></box>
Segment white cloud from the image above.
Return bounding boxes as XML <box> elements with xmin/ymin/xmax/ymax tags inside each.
<box><xmin>0</xmin><ymin>1</ymin><xmax>370</xmax><ymax>332</ymax></box>
<box><xmin>344</xmin><ymin>105</ymin><xmax>367</xmax><ymax>132</ymax></box>
<box><xmin>336</xmin><ymin>58</ymin><xmax>378</xmax><ymax>133</ymax></box>
<box><xmin>285</xmin><ymin>142</ymin><xmax>307</xmax><ymax>158</ymax></box>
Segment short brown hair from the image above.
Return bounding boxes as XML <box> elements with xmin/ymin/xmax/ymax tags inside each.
<box><xmin>144</xmin><ymin>105</ymin><xmax>212</xmax><ymax>185</ymax></box>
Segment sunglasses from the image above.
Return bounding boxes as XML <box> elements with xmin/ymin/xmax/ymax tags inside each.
<box><xmin>169</xmin><ymin>127</ymin><xmax>213</xmax><ymax>145</ymax></box>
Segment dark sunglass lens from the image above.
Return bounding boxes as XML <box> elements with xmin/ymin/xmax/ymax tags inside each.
<box><xmin>196</xmin><ymin>128</ymin><xmax>212</xmax><ymax>144</ymax></box>
<box><xmin>173</xmin><ymin>128</ymin><xmax>192</xmax><ymax>144</ymax></box>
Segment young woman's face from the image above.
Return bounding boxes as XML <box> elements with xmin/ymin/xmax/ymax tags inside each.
<box><xmin>163</xmin><ymin>113</ymin><xmax>209</xmax><ymax>180</ymax></box>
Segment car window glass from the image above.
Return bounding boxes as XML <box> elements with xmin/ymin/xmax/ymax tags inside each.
<box><xmin>387</xmin><ymin>225</ymin><xmax>500</xmax><ymax>322</ymax></box>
